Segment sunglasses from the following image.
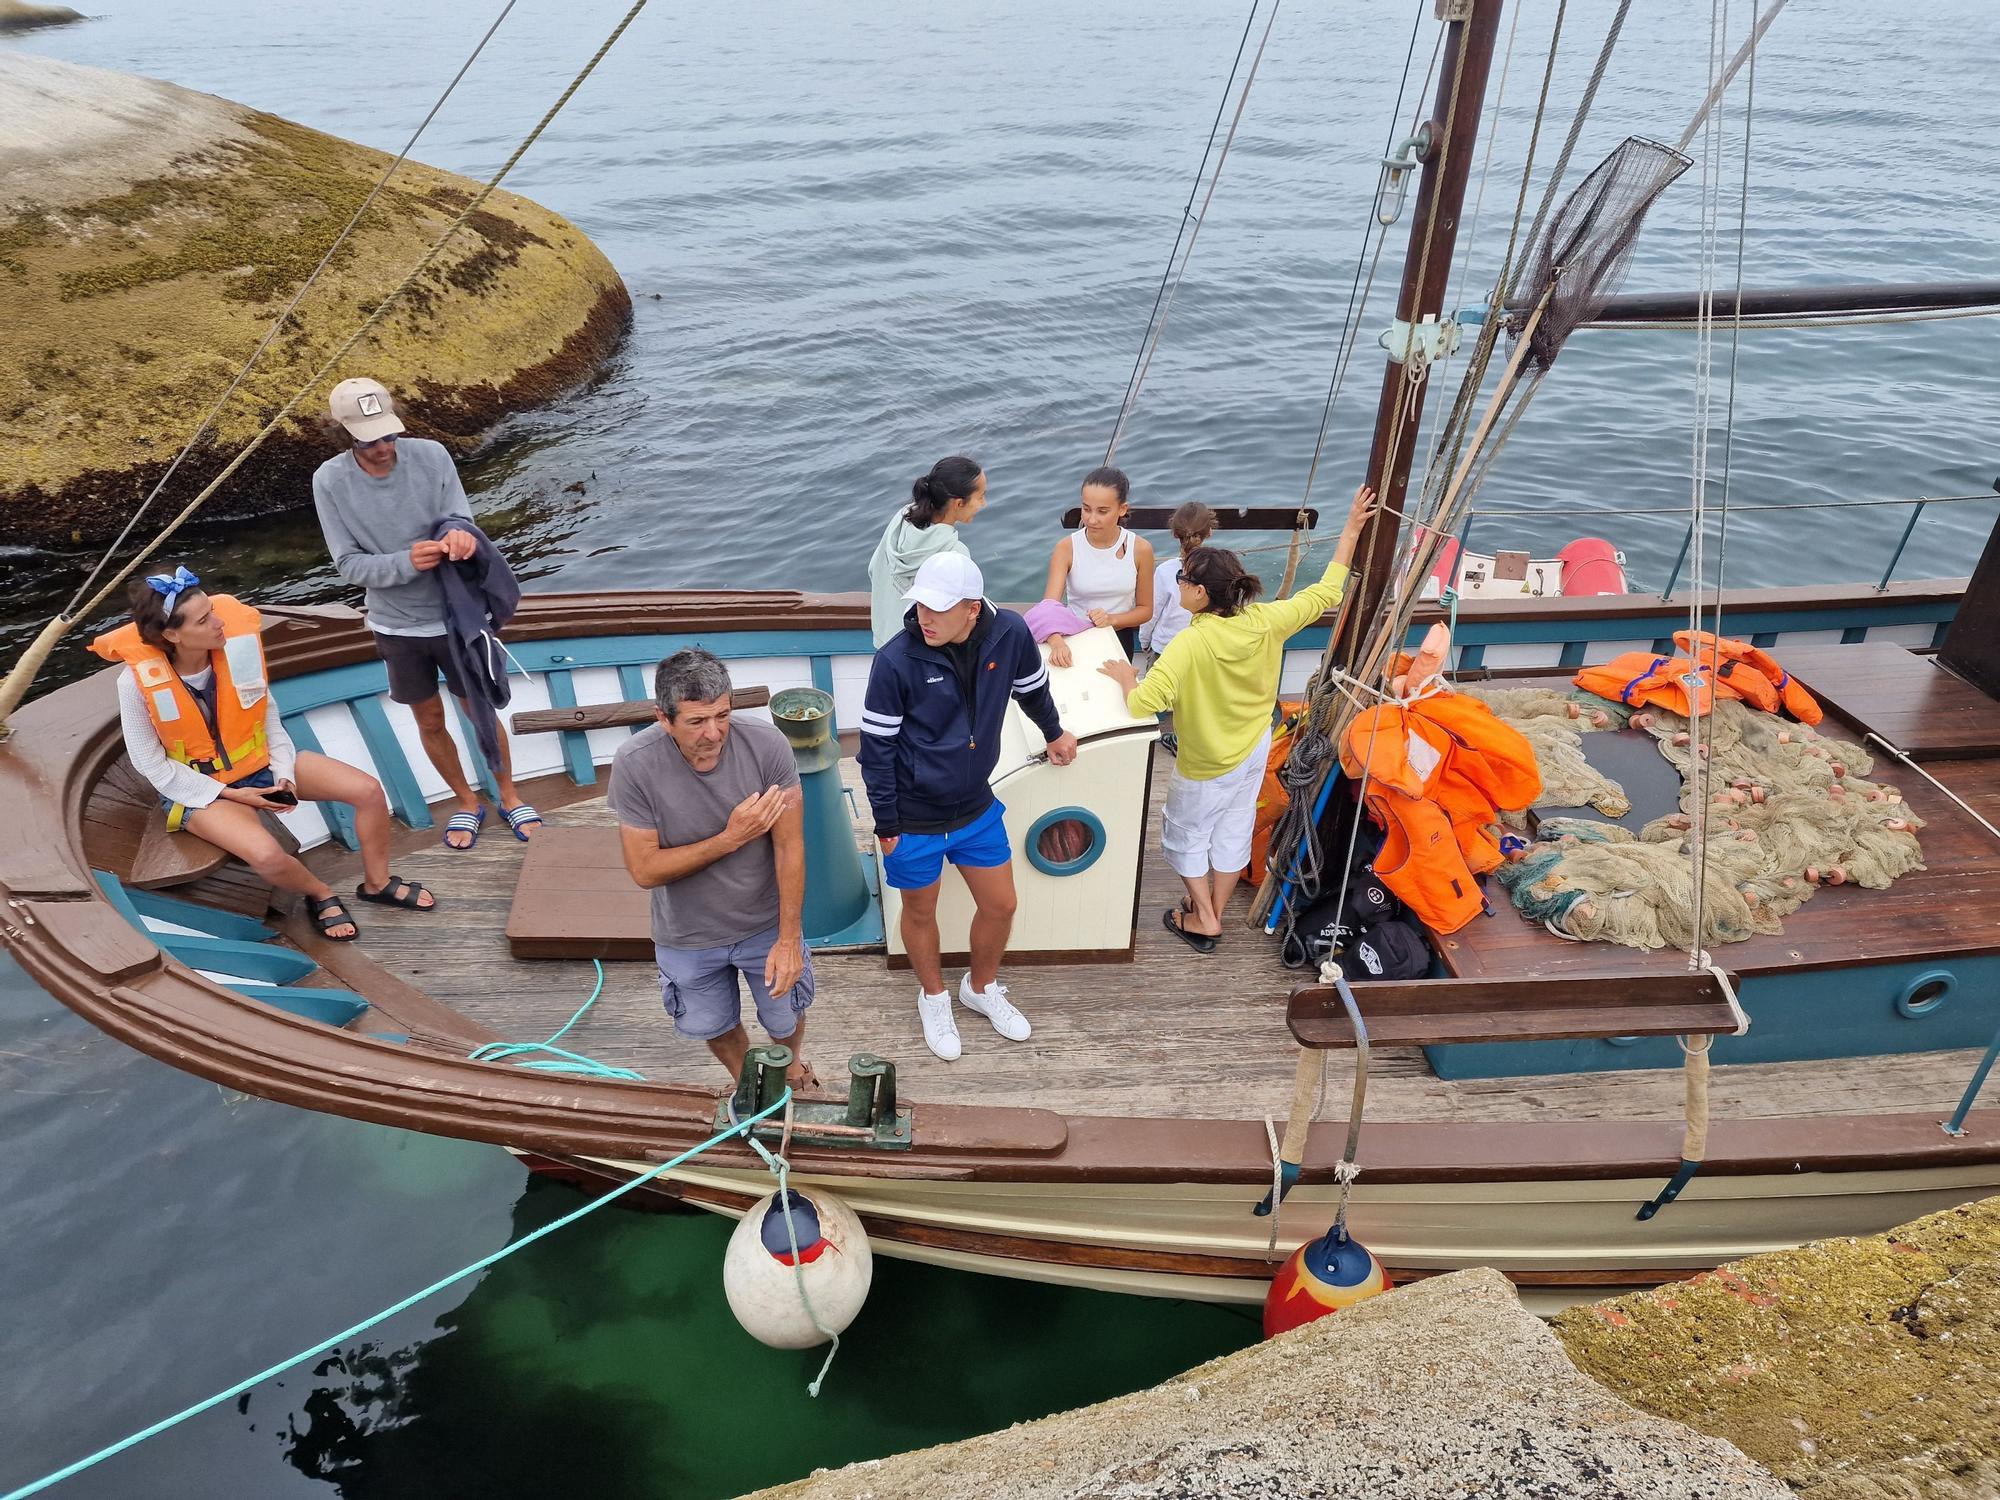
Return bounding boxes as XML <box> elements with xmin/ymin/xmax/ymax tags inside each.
<box><xmin>354</xmin><ymin>433</ymin><xmax>400</xmax><ymax>450</ymax></box>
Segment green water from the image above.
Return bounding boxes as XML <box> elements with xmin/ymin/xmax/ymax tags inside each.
<box><xmin>0</xmin><ymin>954</ymin><xmax>1257</xmax><ymax>1498</ymax></box>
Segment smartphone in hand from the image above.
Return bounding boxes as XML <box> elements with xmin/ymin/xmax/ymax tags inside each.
<box><xmin>261</xmin><ymin>788</ymin><xmax>300</xmax><ymax>808</ymax></box>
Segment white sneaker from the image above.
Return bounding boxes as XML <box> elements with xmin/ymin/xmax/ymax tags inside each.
<box><xmin>917</xmin><ymin>988</ymin><xmax>961</xmax><ymax>1060</ymax></box>
<box><xmin>959</xmin><ymin>974</ymin><xmax>1032</xmax><ymax>1041</ymax></box>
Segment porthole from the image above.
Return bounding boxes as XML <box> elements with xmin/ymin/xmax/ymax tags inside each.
<box><xmin>1025</xmin><ymin>808</ymin><xmax>1107</xmax><ymax>877</ymax></box>
<box><xmin>1895</xmin><ymin>970</ymin><xmax>1955</xmax><ymax>1019</ymax></box>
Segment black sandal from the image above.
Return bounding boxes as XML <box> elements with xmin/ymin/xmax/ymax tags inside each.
<box><xmin>308</xmin><ymin>894</ymin><xmax>360</xmax><ymax>942</ymax></box>
<box><xmin>1163</xmin><ymin>905</ymin><xmax>1216</xmax><ymax>953</ymax></box>
<box><xmin>355</xmin><ymin>875</ymin><xmax>437</xmax><ymax>912</ymax></box>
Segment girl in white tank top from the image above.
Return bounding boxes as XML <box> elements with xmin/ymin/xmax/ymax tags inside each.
<box><xmin>1041</xmin><ymin>467</ymin><xmax>1155</xmax><ymax>667</ymax></box>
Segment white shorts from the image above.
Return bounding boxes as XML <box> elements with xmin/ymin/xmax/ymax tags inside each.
<box><xmin>1160</xmin><ymin>727</ymin><xmax>1272</xmax><ymax>879</ymax></box>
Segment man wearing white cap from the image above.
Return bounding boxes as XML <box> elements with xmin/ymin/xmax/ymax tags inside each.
<box><xmin>312</xmin><ymin>377</ymin><xmax>541</xmax><ymax>850</ymax></box>
<box><xmin>859</xmin><ymin>552</ymin><xmax>1078</xmax><ymax>1060</ymax></box>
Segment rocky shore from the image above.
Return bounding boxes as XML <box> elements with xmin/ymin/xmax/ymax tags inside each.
<box><xmin>0</xmin><ymin>54</ymin><xmax>630</xmax><ymax>546</ymax></box>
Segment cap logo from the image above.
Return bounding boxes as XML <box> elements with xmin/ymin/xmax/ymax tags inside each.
<box><xmin>356</xmin><ymin>392</ymin><xmax>384</xmax><ymax>417</ymax></box>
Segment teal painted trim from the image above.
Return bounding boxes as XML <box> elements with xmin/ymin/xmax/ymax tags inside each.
<box><xmin>810</xmin><ymin>654</ymin><xmax>836</xmax><ymax>720</ymax></box>
<box><xmin>1456</xmin><ymin>644</ymin><xmax>1487</xmax><ymax>672</ymax></box>
<box><xmin>508</xmin><ymin>629</ymin><xmax>875</xmax><ymax>674</ymax></box>
<box><xmin>349</xmin><ymin>697</ymin><xmax>434</xmax><ymax>830</ymax></box>
<box><xmin>449</xmin><ymin>699</ymin><xmax>504</xmax><ymax>803</ymax></box>
<box><xmin>1935</xmin><ymin>620</ymin><xmax>1953</xmax><ymax>649</ymax></box>
<box><xmin>119</xmin><ymin>884</ymin><xmax>277</xmax><ymax>943</ymax></box>
<box><xmin>1750</xmin><ymin>631</ymin><xmax>1779</xmax><ymax>648</ymax></box>
<box><xmin>172</xmin><ymin>936</ymin><xmax>320</xmax><ymax>985</ymax></box>
<box><xmin>1425</xmin><ymin>955</ymin><xmax>2000</xmax><ymax>1079</ymax></box>
<box><xmin>1368</xmin><ymin>600</ymin><xmax>1958</xmax><ymax>650</ymax></box>
<box><xmin>226</xmin><ymin>983</ymin><xmax>368</xmax><ymax>1028</ymax></box>
<box><xmin>542</xmin><ymin>669</ymin><xmax>597</xmax><ymax>786</ymax></box>
<box><xmin>1841</xmin><ymin>625</ymin><xmax>1868</xmax><ymax>644</ymax></box>
<box><xmin>1557</xmin><ymin>640</ymin><xmax>1588</xmax><ymax>670</ymax></box>
<box><xmin>273</xmin><ymin>659</ymin><xmax>391</xmax><ymax>717</ymax></box>
<box><xmin>617</xmin><ymin>664</ymin><xmax>651</xmax><ymax>736</ymax></box>
<box><xmin>279</xmin><ymin>714</ymin><xmax>358</xmax><ymax>850</ymax></box>
<box><xmin>1024</xmin><ymin>807</ymin><xmax>1108</xmax><ymax>877</ymax></box>
<box><xmin>1651</xmin><ymin>637</ymin><xmax>1674</xmax><ymax>655</ymax></box>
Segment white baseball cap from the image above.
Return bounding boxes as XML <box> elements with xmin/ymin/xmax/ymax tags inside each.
<box><xmin>328</xmin><ymin>377</ymin><xmax>406</xmax><ymax>443</ymax></box>
<box><xmin>903</xmin><ymin>552</ymin><xmax>985</xmax><ymax>611</ymax></box>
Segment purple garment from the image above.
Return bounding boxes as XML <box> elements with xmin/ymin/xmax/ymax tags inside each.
<box><xmin>1023</xmin><ymin>598</ymin><xmax>1092</xmax><ymax>643</ymax></box>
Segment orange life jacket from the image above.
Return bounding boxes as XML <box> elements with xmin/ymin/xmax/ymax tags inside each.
<box><xmin>1571</xmin><ymin>652</ymin><xmax>1716</xmax><ymax>717</ymax></box>
<box><xmin>1671</xmin><ymin>629</ymin><xmax>1823</xmax><ymax>724</ymax></box>
<box><xmin>1342</xmin><ymin>703</ymin><xmax>1485</xmax><ymax>933</ymax></box>
<box><xmin>1246</xmin><ymin>700</ymin><xmax>1306</xmax><ymax>887</ymax></box>
<box><xmin>90</xmin><ymin>594</ymin><xmax>272</xmax><ymax>784</ymax></box>
<box><xmin>1408</xmin><ymin>692</ymin><xmax>1542</xmax><ymax>875</ymax></box>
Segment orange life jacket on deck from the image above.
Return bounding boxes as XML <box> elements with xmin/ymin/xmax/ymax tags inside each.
<box><xmin>89</xmin><ymin>595</ymin><xmax>272</xmax><ymax>784</ymax></box>
<box><xmin>1571</xmin><ymin>652</ymin><xmax>1716</xmax><ymax>717</ymax></box>
<box><xmin>1342</xmin><ymin>703</ymin><xmax>1485</xmax><ymax>934</ymax></box>
<box><xmin>1671</xmin><ymin>629</ymin><xmax>1823</xmax><ymax>724</ymax></box>
<box><xmin>1246</xmin><ymin>700</ymin><xmax>1306</xmax><ymax>887</ymax></box>
<box><xmin>1408</xmin><ymin>692</ymin><xmax>1542</xmax><ymax>875</ymax></box>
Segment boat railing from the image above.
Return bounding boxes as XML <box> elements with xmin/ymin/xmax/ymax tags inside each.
<box><xmin>1457</xmin><ymin>488</ymin><xmax>2000</xmax><ymax>598</ymax></box>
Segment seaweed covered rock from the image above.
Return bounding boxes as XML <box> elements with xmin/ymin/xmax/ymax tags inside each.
<box><xmin>1555</xmin><ymin>1197</ymin><xmax>2000</xmax><ymax>1500</ymax></box>
<box><xmin>0</xmin><ymin>2</ymin><xmax>82</xmax><ymax>32</ymax></box>
<box><xmin>0</xmin><ymin>53</ymin><xmax>630</xmax><ymax>545</ymax></box>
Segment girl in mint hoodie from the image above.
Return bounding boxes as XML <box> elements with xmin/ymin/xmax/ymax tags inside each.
<box><xmin>868</xmin><ymin>456</ymin><xmax>987</xmax><ymax>645</ymax></box>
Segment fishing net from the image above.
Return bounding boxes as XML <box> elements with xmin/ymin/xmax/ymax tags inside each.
<box><xmin>1518</xmin><ymin>136</ymin><xmax>1692</xmax><ymax>372</ymax></box>
<box><xmin>1486</xmin><ymin>698</ymin><xmax>1926</xmax><ymax>950</ymax></box>
<box><xmin>1465</xmin><ymin>686</ymin><xmax>1630</xmax><ymax>819</ymax></box>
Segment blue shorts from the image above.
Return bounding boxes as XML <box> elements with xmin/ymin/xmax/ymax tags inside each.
<box><xmin>654</xmin><ymin>925</ymin><xmax>815</xmax><ymax>1043</ymax></box>
<box><xmin>162</xmin><ymin>767</ymin><xmax>274</xmax><ymax>830</ymax></box>
<box><xmin>882</xmin><ymin>799</ymin><xmax>1011</xmax><ymax>891</ymax></box>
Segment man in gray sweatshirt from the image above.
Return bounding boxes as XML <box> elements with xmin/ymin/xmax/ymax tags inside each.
<box><xmin>312</xmin><ymin>377</ymin><xmax>542</xmax><ymax>849</ymax></box>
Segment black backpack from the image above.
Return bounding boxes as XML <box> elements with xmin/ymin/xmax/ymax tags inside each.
<box><xmin>1281</xmin><ymin>870</ymin><xmax>1404</xmax><ymax>970</ymax></box>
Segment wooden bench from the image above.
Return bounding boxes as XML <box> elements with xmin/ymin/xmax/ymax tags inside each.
<box><xmin>1286</xmin><ymin>972</ymin><xmax>1743</xmax><ymax>1050</ymax></box>
<box><xmin>505</xmin><ymin>826</ymin><xmax>653</xmax><ymax>959</ymax></box>
<box><xmin>81</xmin><ymin>757</ymin><xmax>297</xmax><ymax>912</ymax></box>
<box><xmin>1779</xmin><ymin>641</ymin><xmax>2000</xmax><ymax>761</ymax></box>
<box><xmin>510</xmin><ymin>684</ymin><xmax>771</xmax><ymax>737</ymax></box>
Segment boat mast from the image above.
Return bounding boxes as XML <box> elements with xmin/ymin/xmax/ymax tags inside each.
<box><xmin>1340</xmin><ymin>0</ymin><xmax>1505</xmax><ymax>653</ymax></box>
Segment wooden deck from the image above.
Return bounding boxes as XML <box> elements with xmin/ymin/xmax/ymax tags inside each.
<box><xmin>1445</xmin><ymin>673</ymin><xmax>2000</xmax><ymax>983</ymax></box>
<box><xmin>302</xmin><ymin>750</ymin><xmax>1986</xmax><ymax>1129</ymax></box>
<box><xmin>1781</xmin><ymin>641</ymin><xmax>2000</xmax><ymax>760</ymax></box>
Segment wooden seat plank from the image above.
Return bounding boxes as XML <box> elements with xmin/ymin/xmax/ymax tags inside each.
<box><xmin>1287</xmin><ymin>972</ymin><xmax>1740</xmax><ymax>1049</ymax></box>
<box><xmin>512</xmin><ymin>685</ymin><xmax>771</xmax><ymax>737</ymax></box>
<box><xmin>506</xmin><ymin>826</ymin><xmax>652</xmax><ymax>959</ymax></box>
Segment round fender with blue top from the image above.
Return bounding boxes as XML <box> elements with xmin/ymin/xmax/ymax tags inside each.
<box><xmin>1263</xmin><ymin>1224</ymin><xmax>1391</xmax><ymax>1337</ymax></box>
<box><xmin>723</xmin><ymin>1186</ymin><xmax>873</xmax><ymax>1349</ymax></box>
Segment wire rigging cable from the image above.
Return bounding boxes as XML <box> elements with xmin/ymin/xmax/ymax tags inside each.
<box><xmin>59</xmin><ymin>0</ymin><xmax>525</xmax><ymax>622</ymax></box>
<box><xmin>1103</xmin><ymin>0</ymin><xmax>1284</xmax><ymax>464</ymax></box>
<box><xmin>0</xmin><ymin>0</ymin><xmax>659</xmax><ymax>728</ymax></box>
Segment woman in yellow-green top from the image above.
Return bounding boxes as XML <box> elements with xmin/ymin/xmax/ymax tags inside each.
<box><xmin>1098</xmin><ymin>484</ymin><xmax>1375</xmax><ymax>951</ymax></box>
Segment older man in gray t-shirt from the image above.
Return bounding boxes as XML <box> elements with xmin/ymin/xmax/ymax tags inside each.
<box><xmin>608</xmin><ymin>648</ymin><xmax>815</xmax><ymax>1087</ymax></box>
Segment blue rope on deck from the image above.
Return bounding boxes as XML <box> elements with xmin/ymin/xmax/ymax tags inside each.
<box><xmin>1</xmin><ymin>1090</ymin><xmax>792</xmax><ymax>1500</ymax></box>
<box><xmin>466</xmin><ymin>960</ymin><xmax>645</xmax><ymax>1081</ymax></box>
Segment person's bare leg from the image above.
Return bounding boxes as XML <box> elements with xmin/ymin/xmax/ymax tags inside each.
<box><xmin>1178</xmin><ymin>871</ymin><xmax>1221</xmax><ymax>937</ymax></box>
<box><xmin>956</xmin><ymin>859</ymin><xmax>1018</xmax><ymax>992</ymax></box>
<box><xmin>705</xmin><ymin>1023</ymin><xmax>752</xmax><ymax>1081</ymax></box>
<box><xmin>483</xmin><ymin>715</ymin><xmax>539</xmax><ymax>840</ymax></box>
<box><xmin>409</xmin><ymin>694</ymin><xmax>481</xmax><ymax>845</ymax></box>
<box><xmin>1208</xmin><ymin>866</ymin><xmax>1245</xmax><ymax>931</ymax></box>
<box><xmin>183</xmin><ymin>800</ymin><xmax>353</xmax><ymax>936</ymax></box>
<box><xmin>290</xmin><ymin>751</ymin><xmax>408</xmax><ymax>897</ymax></box>
<box><xmin>900</xmin><ymin>881</ymin><xmax>946</xmax><ymax>995</ymax></box>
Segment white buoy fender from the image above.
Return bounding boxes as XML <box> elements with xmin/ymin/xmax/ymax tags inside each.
<box><xmin>723</xmin><ymin>1186</ymin><xmax>873</xmax><ymax>1349</ymax></box>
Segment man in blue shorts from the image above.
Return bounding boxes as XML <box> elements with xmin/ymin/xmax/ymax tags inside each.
<box><xmin>610</xmin><ymin>648</ymin><xmax>815</xmax><ymax>1089</ymax></box>
<box><xmin>860</xmin><ymin>553</ymin><xmax>1078</xmax><ymax>1060</ymax></box>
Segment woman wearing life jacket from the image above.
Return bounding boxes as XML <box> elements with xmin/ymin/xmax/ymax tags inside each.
<box><xmin>1099</xmin><ymin>484</ymin><xmax>1376</xmax><ymax>951</ymax></box>
<box><xmin>868</xmin><ymin>456</ymin><xmax>987</xmax><ymax>647</ymax></box>
<box><xmin>1042</xmin><ymin>467</ymin><xmax>1155</xmax><ymax>667</ymax></box>
<box><xmin>92</xmin><ymin>567</ymin><xmax>436</xmax><ymax>942</ymax></box>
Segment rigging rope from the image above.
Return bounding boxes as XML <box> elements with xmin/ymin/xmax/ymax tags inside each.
<box><xmin>0</xmin><ymin>0</ymin><xmax>659</xmax><ymax>729</ymax></box>
<box><xmin>1102</xmin><ymin>0</ymin><xmax>1264</xmax><ymax>465</ymax></box>
<box><xmin>0</xmin><ymin>1090</ymin><xmax>794</xmax><ymax>1500</ymax></box>
<box><xmin>1104</xmin><ymin>0</ymin><xmax>1284</xmax><ymax>464</ymax></box>
<box><xmin>59</xmin><ymin>0</ymin><xmax>524</xmax><ymax>621</ymax></box>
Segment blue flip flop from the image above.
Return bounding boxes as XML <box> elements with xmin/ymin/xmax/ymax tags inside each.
<box><xmin>502</xmin><ymin>804</ymin><xmax>544</xmax><ymax>842</ymax></box>
<box><xmin>443</xmin><ymin>808</ymin><xmax>485</xmax><ymax>850</ymax></box>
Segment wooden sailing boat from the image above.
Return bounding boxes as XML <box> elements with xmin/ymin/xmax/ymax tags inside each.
<box><xmin>3</xmin><ymin>0</ymin><xmax>1998</xmax><ymax>1312</ymax></box>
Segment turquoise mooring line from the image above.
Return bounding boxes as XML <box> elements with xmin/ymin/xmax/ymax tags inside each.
<box><xmin>1</xmin><ymin>1090</ymin><xmax>793</xmax><ymax>1500</ymax></box>
<box><xmin>466</xmin><ymin>960</ymin><xmax>645</xmax><ymax>1080</ymax></box>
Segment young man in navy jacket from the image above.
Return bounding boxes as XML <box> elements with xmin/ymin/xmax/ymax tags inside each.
<box><xmin>860</xmin><ymin>553</ymin><xmax>1079</xmax><ymax>1060</ymax></box>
